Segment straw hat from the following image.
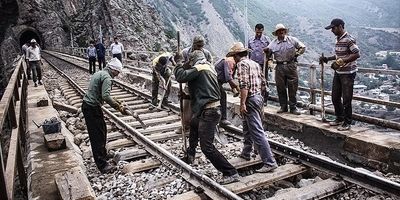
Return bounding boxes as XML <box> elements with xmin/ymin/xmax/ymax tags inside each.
<box><xmin>226</xmin><ymin>42</ymin><xmax>249</xmax><ymax>57</ymax></box>
<box><xmin>272</xmin><ymin>24</ymin><xmax>288</xmax><ymax>36</ymax></box>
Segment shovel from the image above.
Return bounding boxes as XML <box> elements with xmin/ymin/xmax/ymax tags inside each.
<box><xmin>157</xmin><ymin>76</ymin><xmax>172</xmax><ymax>109</ymax></box>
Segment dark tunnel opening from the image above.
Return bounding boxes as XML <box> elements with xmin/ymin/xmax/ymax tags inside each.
<box><xmin>19</xmin><ymin>30</ymin><xmax>42</xmax><ymax>49</ymax></box>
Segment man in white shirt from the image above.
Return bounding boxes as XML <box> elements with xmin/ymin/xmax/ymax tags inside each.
<box><xmin>26</xmin><ymin>39</ymin><xmax>43</xmax><ymax>87</ymax></box>
<box><xmin>22</xmin><ymin>42</ymin><xmax>31</xmax><ymax>79</ymax></box>
<box><xmin>110</xmin><ymin>37</ymin><xmax>124</xmax><ymax>62</ymax></box>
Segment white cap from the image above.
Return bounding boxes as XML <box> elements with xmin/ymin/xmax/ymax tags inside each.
<box><xmin>30</xmin><ymin>39</ymin><xmax>37</xmax><ymax>43</ymax></box>
<box><xmin>107</xmin><ymin>58</ymin><xmax>123</xmax><ymax>73</ymax></box>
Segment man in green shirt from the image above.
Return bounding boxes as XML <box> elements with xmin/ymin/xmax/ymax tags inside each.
<box><xmin>82</xmin><ymin>58</ymin><xmax>129</xmax><ymax>173</ymax></box>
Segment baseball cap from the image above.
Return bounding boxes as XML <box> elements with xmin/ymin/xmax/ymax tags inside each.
<box><xmin>325</xmin><ymin>18</ymin><xmax>345</xmax><ymax>30</ymax></box>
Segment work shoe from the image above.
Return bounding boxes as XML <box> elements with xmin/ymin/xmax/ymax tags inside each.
<box><xmin>184</xmin><ymin>154</ymin><xmax>195</xmax><ymax>164</ymax></box>
<box><xmin>239</xmin><ymin>153</ymin><xmax>251</xmax><ymax>161</ymax></box>
<box><xmin>329</xmin><ymin>120</ymin><xmax>343</xmax><ymax>126</ymax></box>
<box><xmin>100</xmin><ymin>164</ymin><xmax>116</xmax><ymax>174</ymax></box>
<box><xmin>220</xmin><ymin>119</ymin><xmax>232</xmax><ymax>126</ymax></box>
<box><xmin>28</xmin><ymin>75</ymin><xmax>32</xmax><ymax>80</ymax></box>
<box><xmin>162</xmin><ymin>99</ymin><xmax>172</xmax><ymax>104</ymax></box>
<box><xmin>148</xmin><ymin>104</ymin><xmax>156</xmax><ymax>110</ymax></box>
<box><xmin>276</xmin><ymin>108</ymin><xmax>288</xmax><ymax>113</ymax></box>
<box><xmin>220</xmin><ymin>173</ymin><xmax>240</xmax><ymax>185</ymax></box>
<box><xmin>290</xmin><ymin>108</ymin><xmax>301</xmax><ymax>115</ymax></box>
<box><xmin>34</xmin><ymin>82</ymin><xmax>38</xmax><ymax>87</ymax></box>
<box><xmin>337</xmin><ymin>123</ymin><xmax>351</xmax><ymax>131</ymax></box>
<box><xmin>255</xmin><ymin>164</ymin><xmax>278</xmax><ymax>173</ymax></box>
<box><xmin>38</xmin><ymin>80</ymin><xmax>43</xmax><ymax>85</ymax></box>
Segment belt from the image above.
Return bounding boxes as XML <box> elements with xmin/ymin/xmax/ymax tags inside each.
<box><xmin>276</xmin><ymin>61</ymin><xmax>294</xmax><ymax>65</ymax></box>
<box><xmin>204</xmin><ymin>101</ymin><xmax>220</xmax><ymax>109</ymax></box>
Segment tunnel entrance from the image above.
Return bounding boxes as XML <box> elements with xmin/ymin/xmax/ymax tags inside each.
<box><xmin>19</xmin><ymin>30</ymin><xmax>41</xmax><ymax>48</ymax></box>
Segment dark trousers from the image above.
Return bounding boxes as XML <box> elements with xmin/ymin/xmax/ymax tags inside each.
<box><xmin>218</xmin><ymin>82</ymin><xmax>228</xmax><ymax>120</ymax></box>
<box><xmin>241</xmin><ymin>95</ymin><xmax>276</xmax><ymax>166</ymax></box>
<box><xmin>98</xmin><ymin>56</ymin><xmax>105</xmax><ymax>70</ymax></box>
<box><xmin>187</xmin><ymin>108</ymin><xmax>237</xmax><ymax>176</ymax></box>
<box><xmin>113</xmin><ymin>53</ymin><xmax>122</xmax><ymax>62</ymax></box>
<box><xmin>275</xmin><ymin>63</ymin><xmax>298</xmax><ymax>110</ymax></box>
<box><xmin>82</xmin><ymin>101</ymin><xmax>108</xmax><ymax>170</ymax></box>
<box><xmin>332</xmin><ymin>72</ymin><xmax>356</xmax><ymax>125</ymax></box>
<box><xmin>151</xmin><ymin>70</ymin><xmax>171</xmax><ymax>105</ymax></box>
<box><xmin>89</xmin><ymin>57</ymin><xmax>96</xmax><ymax>74</ymax></box>
<box><xmin>29</xmin><ymin>61</ymin><xmax>42</xmax><ymax>83</ymax></box>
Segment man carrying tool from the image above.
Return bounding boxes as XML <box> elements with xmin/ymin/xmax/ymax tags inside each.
<box><xmin>174</xmin><ymin>50</ymin><xmax>240</xmax><ymax>184</ymax></box>
<box><xmin>229</xmin><ymin>42</ymin><xmax>278</xmax><ymax>173</ymax></box>
<box><xmin>320</xmin><ymin>18</ymin><xmax>360</xmax><ymax>131</ymax></box>
<box><xmin>149</xmin><ymin>52</ymin><xmax>176</xmax><ymax>110</ymax></box>
<box><xmin>265</xmin><ymin>24</ymin><xmax>306</xmax><ymax>115</ymax></box>
<box><xmin>82</xmin><ymin>58</ymin><xmax>129</xmax><ymax>174</ymax></box>
<box><xmin>214</xmin><ymin>55</ymin><xmax>239</xmax><ymax>126</ymax></box>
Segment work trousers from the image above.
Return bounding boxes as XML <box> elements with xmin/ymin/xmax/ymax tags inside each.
<box><xmin>82</xmin><ymin>101</ymin><xmax>108</xmax><ymax>170</ymax></box>
<box><xmin>332</xmin><ymin>72</ymin><xmax>356</xmax><ymax>125</ymax></box>
<box><xmin>187</xmin><ymin>108</ymin><xmax>237</xmax><ymax>176</ymax></box>
<box><xmin>29</xmin><ymin>61</ymin><xmax>42</xmax><ymax>83</ymax></box>
<box><xmin>218</xmin><ymin>82</ymin><xmax>228</xmax><ymax>120</ymax></box>
<box><xmin>275</xmin><ymin>63</ymin><xmax>298</xmax><ymax>110</ymax></box>
<box><xmin>151</xmin><ymin>69</ymin><xmax>171</xmax><ymax>106</ymax></box>
<box><xmin>89</xmin><ymin>57</ymin><xmax>96</xmax><ymax>74</ymax></box>
<box><xmin>25</xmin><ymin>59</ymin><xmax>31</xmax><ymax>78</ymax></box>
<box><xmin>97</xmin><ymin>56</ymin><xmax>106</xmax><ymax>70</ymax></box>
<box><xmin>241</xmin><ymin>95</ymin><xmax>276</xmax><ymax>166</ymax></box>
<box><xmin>113</xmin><ymin>53</ymin><xmax>122</xmax><ymax>62</ymax></box>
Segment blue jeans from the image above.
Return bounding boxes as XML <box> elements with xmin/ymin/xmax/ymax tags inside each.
<box><xmin>187</xmin><ymin>107</ymin><xmax>237</xmax><ymax>176</ymax></box>
<box><xmin>242</xmin><ymin>95</ymin><xmax>276</xmax><ymax>166</ymax></box>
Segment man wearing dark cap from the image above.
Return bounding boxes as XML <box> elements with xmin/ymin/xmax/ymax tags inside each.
<box><xmin>265</xmin><ymin>24</ymin><xmax>306</xmax><ymax>115</ymax></box>
<box><xmin>174</xmin><ymin>50</ymin><xmax>240</xmax><ymax>184</ymax></box>
<box><xmin>320</xmin><ymin>18</ymin><xmax>360</xmax><ymax>131</ymax></box>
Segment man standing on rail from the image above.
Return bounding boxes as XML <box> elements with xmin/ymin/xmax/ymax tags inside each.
<box><xmin>82</xmin><ymin>58</ymin><xmax>129</xmax><ymax>174</ymax></box>
<box><xmin>26</xmin><ymin>39</ymin><xmax>43</xmax><ymax>87</ymax></box>
<box><xmin>95</xmin><ymin>38</ymin><xmax>106</xmax><ymax>70</ymax></box>
<box><xmin>175</xmin><ymin>35</ymin><xmax>213</xmax><ymax>134</ymax></box>
<box><xmin>110</xmin><ymin>36</ymin><xmax>124</xmax><ymax>62</ymax></box>
<box><xmin>174</xmin><ymin>50</ymin><xmax>240</xmax><ymax>184</ymax></box>
<box><xmin>320</xmin><ymin>18</ymin><xmax>360</xmax><ymax>131</ymax></box>
<box><xmin>87</xmin><ymin>40</ymin><xmax>97</xmax><ymax>74</ymax></box>
<box><xmin>149</xmin><ymin>52</ymin><xmax>176</xmax><ymax>109</ymax></box>
<box><xmin>265</xmin><ymin>24</ymin><xmax>306</xmax><ymax>115</ymax></box>
<box><xmin>229</xmin><ymin>42</ymin><xmax>278</xmax><ymax>173</ymax></box>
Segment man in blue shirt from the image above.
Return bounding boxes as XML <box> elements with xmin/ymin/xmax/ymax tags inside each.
<box><xmin>248</xmin><ymin>24</ymin><xmax>271</xmax><ymax>73</ymax></box>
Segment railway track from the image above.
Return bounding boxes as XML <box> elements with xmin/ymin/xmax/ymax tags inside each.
<box><xmin>41</xmin><ymin>51</ymin><xmax>399</xmax><ymax>200</ymax></box>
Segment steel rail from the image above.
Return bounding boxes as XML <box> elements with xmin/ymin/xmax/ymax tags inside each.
<box><xmin>223</xmin><ymin>124</ymin><xmax>400</xmax><ymax>197</ymax></box>
<box><xmin>44</xmin><ymin>53</ymin><xmax>243</xmax><ymax>200</ymax></box>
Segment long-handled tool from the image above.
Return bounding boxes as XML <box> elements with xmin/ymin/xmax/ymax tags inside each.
<box><xmin>157</xmin><ymin>76</ymin><xmax>172</xmax><ymax>109</ymax></box>
<box><xmin>320</xmin><ymin>53</ymin><xmax>327</xmax><ymax>122</ymax></box>
<box><xmin>176</xmin><ymin>31</ymin><xmax>188</xmax><ymax>152</ymax></box>
<box><xmin>121</xmin><ymin>101</ymin><xmax>148</xmax><ymax>129</ymax></box>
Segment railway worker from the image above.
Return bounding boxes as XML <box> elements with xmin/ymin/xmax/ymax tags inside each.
<box><xmin>248</xmin><ymin>23</ymin><xmax>271</xmax><ymax>76</ymax></box>
<box><xmin>174</xmin><ymin>50</ymin><xmax>240</xmax><ymax>184</ymax></box>
<box><xmin>175</xmin><ymin>35</ymin><xmax>213</xmax><ymax>134</ymax></box>
<box><xmin>319</xmin><ymin>18</ymin><xmax>360</xmax><ymax>131</ymax></box>
<box><xmin>214</xmin><ymin>56</ymin><xmax>239</xmax><ymax>126</ymax></box>
<box><xmin>87</xmin><ymin>40</ymin><xmax>97</xmax><ymax>74</ymax></box>
<box><xmin>265</xmin><ymin>24</ymin><xmax>306</xmax><ymax>115</ymax></box>
<box><xmin>82</xmin><ymin>58</ymin><xmax>129</xmax><ymax>174</ymax></box>
<box><xmin>26</xmin><ymin>39</ymin><xmax>43</xmax><ymax>87</ymax></box>
<box><xmin>95</xmin><ymin>38</ymin><xmax>106</xmax><ymax>70</ymax></box>
<box><xmin>22</xmin><ymin>41</ymin><xmax>31</xmax><ymax>79</ymax></box>
<box><xmin>149</xmin><ymin>52</ymin><xmax>176</xmax><ymax>109</ymax></box>
<box><xmin>110</xmin><ymin>36</ymin><xmax>124</xmax><ymax>62</ymax></box>
<box><xmin>230</xmin><ymin>42</ymin><xmax>278</xmax><ymax>173</ymax></box>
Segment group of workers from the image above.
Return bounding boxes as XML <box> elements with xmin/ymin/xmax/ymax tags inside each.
<box><xmin>82</xmin><ymin>18</ymin><xmax>360</xmax><ymax>185</ymax></box>
<box><xmin>22</xmin><ymin>39</ymin><xmax>43</xmax><ymax>87</ymax></box>
<box><xmin>86</xmin><ymin>36</ymin><xmax>124</xmax><ymax>74</ymax></box>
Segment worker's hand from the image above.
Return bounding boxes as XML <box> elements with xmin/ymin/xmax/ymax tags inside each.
<box><xmin>113</xmin><ymin>97</ymin><xmax>122</xmax><ymax>104</ymax></box>
<box><xmin>335</xmin><ymin>58</ymin><xmax>345</xmax><ymax>66</ymax></box>
<box><xmin>232</xmin><ymin>87</ymin><xmax>240</xmax><ymax>97</ymax></box>
<box><xmin>330</xmin><ymin>62</ymin><xmax>341</xmax><ymax>70</ymax></box>
<box><xmin>267</xmin><ymin>60</ymin><xmax>275</xmax><ymax>70</ymax></box>
<box><xmin>261</xmin><ymin>85</ymin><xmax>269</xmax><ymax>100</ymax></box>
<box><xmin>240</xmin><ymin>104</ymin><xmax>248</xmax><ymax>116</ymax></box>
<box><xmin>174</xmin><ymin>52</ymin><xmax>183</xmax><ymax>64</ymax></box>
<box><xmin>319</xmin><ymin>55</ymin><xmax>329</xmax><ymax>64</ymax></box>
<box><xmin>118</xmin><ymin>105</ymin><xmax>129</xmax><ymax>115</ymax></box>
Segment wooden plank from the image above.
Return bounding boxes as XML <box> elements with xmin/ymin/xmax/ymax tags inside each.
<box><xmin>53</xmin><ymin>101</ymin><xmax>79</xmax><ymax>114</ymax></box>
<box><xmin>112</xmin><ymin>93</ymin><xmax>135</xmax><ymax>99</ymax></box>
<box><xmin>54</xmin><ymin>168</ymin><xmax>96</xmax><ymax>200</ymax></box>
<box><xmin>225</xmin><ymin>164</ymin><xmax>308</xmax><ymax>194</ymax></box>
<box><xmin>114</xmin><ymin>144</ymin><xmax>178</xmax><ymax>163</ymax></box>
<box><xmin>122</xmin><ymin>158</ymin><xmax>161</xmax><ymax>174</ymax></box>
<box><xmin>106</xmin><ymin>139</ymin><xmax>135</xmax><ymax>151</ymax></box>
<box><xmin>107</xmin><ymin>131</ymin><xmax>124</xmax><ymax>141</ymax></box>
<box><xmin>127</xmin><ymin>115</ymin><xmax>180</xmax><ymax>127</ymax></box>
<box><xmin>168</xmin><ymin>191</ymin><xmax>208</xmax><ymax>200</ymax></box>
<box><xmin>139</xmin><ymin>111</ymin><xmax>171</xmax><ymax>120</ymax></box>
<box><xmin>139</xmin><ymin>122</ymin><xmax>181</xmax><ymax>135</ymax></box>
<box><xmin>268</xmin><ymin>178</ymin><xmax>348</xmax><ymax>200</ymax></box>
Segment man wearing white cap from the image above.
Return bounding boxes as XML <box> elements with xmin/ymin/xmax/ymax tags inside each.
<box><xmin>26</xmin><ymin>39</ymin><xmax>43</xmax><ymax>87</ymax></box>
<box><xmin>82</xmin><ymin>58</ymin><xmax>129</xmax><ymax>173</ymax></box>
<box><xmin>228</xmin><ymin>42</ymin><xmax>278</xmax><ymax>173</ymax></box>
<box><xmin>265</xmin><ymin>24</ymin><xmax>306</xmax><ymax>115</ymax></box>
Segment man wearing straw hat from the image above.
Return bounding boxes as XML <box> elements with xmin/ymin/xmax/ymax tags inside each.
<box><xmin>265</xmin><ymin>24</ymin><xmax>306</xmax><ymax>115</ymax></box>
<box><xmin>228</xmin><ymin>42</ymin><xmax>278</xmax><ymax>173</ymax></box>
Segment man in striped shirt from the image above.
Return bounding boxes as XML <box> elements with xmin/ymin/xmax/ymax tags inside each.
<box><xmin>320</xmin><ymin>18</ymin><xmax>360</xmax><ymax>131</ymax></box>
<box><xmin>229</xmin><ymin>42</ymin><xmax>278</xmax><ymax>173</ymax></box>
